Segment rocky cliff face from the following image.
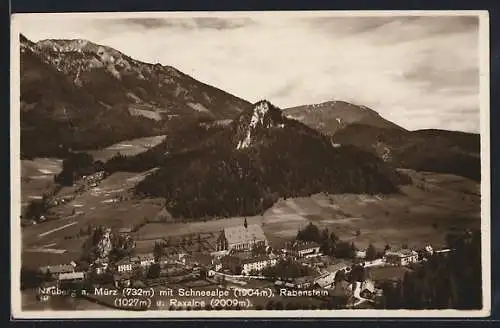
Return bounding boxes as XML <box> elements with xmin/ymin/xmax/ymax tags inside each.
<box><xmin>19</xmin><ymin>34</ymin><xmax>252</xmax><ymax>158</ymax></box>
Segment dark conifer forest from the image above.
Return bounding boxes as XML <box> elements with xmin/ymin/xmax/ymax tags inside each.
<box><xmin>125</xmin><ymin>102</ymin><xmax>412</xmax><ymax>218</ymax></box>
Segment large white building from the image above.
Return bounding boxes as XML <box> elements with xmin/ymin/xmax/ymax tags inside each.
<box><xmin>130</xmin><ymin>253</ymin><xmax>155</xmax><ymax>267</ymax></box>
<box><xmin>116</xmin><ymin>259</ymin><xmax>134</xmax><ymax>273</ymax></box>
<box><xmin>216</xmin><ymin>220</ymin><xmax>267</xmax><ymax>252</ymax></box>
<box><xmin>241</xmin><ymin>256</ymin><xmax>277</xmax><ymax>275</ymax></box>
<box><xmin>58</xmin><ymin>271</ymin><xmax>85</xmax><ymax>281</ymax></box>
<box><xmin>283</xmin><ymin>241</ymin><xmax>321</xmax><ymax>258</ymax></box>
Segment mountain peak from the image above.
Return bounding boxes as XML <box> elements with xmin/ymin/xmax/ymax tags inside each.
<box><xmin>20</xmin><ymin>33</ymin><xmax>36</xmax><ymax>51</ymax></box>
<box><xmin>284</xmin><ymin>100</ymin><xmax>404</xmax><ymax>135</ymax></box>
<box><xmin>235</xmin><ymin>100</ymin><xmax>285</xmax><ymax>150</ymax></box>
<box><xmin>36</xmin><ymin>38</ymin><xmax>113</xmax><ymax>55</ymax></box>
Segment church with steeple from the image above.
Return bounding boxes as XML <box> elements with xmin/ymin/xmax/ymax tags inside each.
<box><xmin>215</xmin><ymin>218</ymin><xmax>267</xmax><ymax>252</ymax></box>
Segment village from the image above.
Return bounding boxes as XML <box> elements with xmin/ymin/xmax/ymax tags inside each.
<box><xmin>31</xmin><ymin>212</ymin><xmax>453</xmax><ymax>310</ymax></box>
<box><xmin>19</xmin><ymin>159</ymin><xmax>468</xmax><ymax>311</ymax></box>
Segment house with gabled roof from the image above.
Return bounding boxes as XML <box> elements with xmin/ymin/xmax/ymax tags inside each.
<box><xmin>385</xmin><ymin>249</ymin><xmax>419</xmax><ymax>266</ymax></box>
<box><xmin>216</xmin><ymin>219</ymin><xmax>267</xmax><ymax>252</ymax></box>
<box><xmin>39</xmin><ymin>264</ymin><xmax>75</xmax><ymax>280</ymax></box>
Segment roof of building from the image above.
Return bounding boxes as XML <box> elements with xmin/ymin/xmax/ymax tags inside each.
<box><xmin>328</xmin><ymin>261</ymin><xmax>351</xmax><ymax>273</ymax></box>
<box><xmin>40</xmin><ymin>264</ymin><xmax>75</xmax><ymax>274</ymax></box>
<box><xmin>58</xmin><ymin>272</ymin><xmax>85</xmax><ymax>280</ymax></box>
<box><xmin>294</xmin><ymin>276</ymin><xmax>315</xmax><ymax>285</ymax></box>
<box><xmin>314</xmin><ymin>272</ymin><xmax>336</xmax><ymax>288</ymax></box>
<box><xmin>192</xmin><ymin>253</ymin><xmax>213</xmax><ymax>266</ymax></box>
<box><xmin>332</xmin><ymin>280</ymin><xmax>353</xmax><ymax>298</ymax></box>
<box><xmin>291</xmin><ymin>241</ymin><xmax>321</xmax><ymax>251</ymax></box>
<box><xmin>386</xmin><ymin>249</ymin><xmax>417</xmax><ymax>257</ymax></box>
<box><xmin>361</xmin><ymin>279</ymin><xmax>375</xmax><ymax>293</ymax></box>
<box><xmin>222</xmin><ymin>224</ymin><xmax>267</xmax><ymax>246</ymax></box>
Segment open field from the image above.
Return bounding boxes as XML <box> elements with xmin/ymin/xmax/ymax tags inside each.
<box><xmin>19</xmin><ymin>133</ymin><xmax>165</xmax><ymax>212</ymax></box>
<box><xmin>83</xmin><ymin>135</ymin><xmax>166</xmax><ymax>162</ymax></box>
<box><xmin>21</xmin><ymin>170</ymin><xmax>164</xmax><ymax>269</ymax></box>
<box><xmin>20</xmin><ymin>158</ymin><xmax>63</xmax><ymax>212</ymax></box>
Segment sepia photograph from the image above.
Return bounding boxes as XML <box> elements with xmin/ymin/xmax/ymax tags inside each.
<box><xmin>10</xmin><ymin>10</ymin><xmax>490</xmax><ymax>318</ymax></box>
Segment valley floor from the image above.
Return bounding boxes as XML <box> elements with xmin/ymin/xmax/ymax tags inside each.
<box><xmin>17</xmin><ymin>150</ymin><xmax>481</xmax><ymax>312</ymax></box>
<box><xmin>133</xmin><ymin>168</ymin><xmax>479</xmax><ymax>252</ymax></box>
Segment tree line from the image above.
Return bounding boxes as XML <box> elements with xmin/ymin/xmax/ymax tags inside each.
<box><xmin>295</xmin><ymin>222</ymin><xmax>382</xmax><ymax>261</ymax></box>
<box><xmin>379</xmin><ymin>229</ymin><xmax>482</xmax><ymax>310</ymax></box>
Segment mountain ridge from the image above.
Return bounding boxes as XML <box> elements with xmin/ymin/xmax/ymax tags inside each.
<box><xmin>19</xmin><ymin>34</ymin><xmax>252</xmax><ymax>158</ymax></box>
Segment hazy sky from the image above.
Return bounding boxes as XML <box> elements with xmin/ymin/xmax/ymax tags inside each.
<box><xmin>16</xmin><ymin>13</ymin><xmax>482</xmax><ymax>132</ymax></box>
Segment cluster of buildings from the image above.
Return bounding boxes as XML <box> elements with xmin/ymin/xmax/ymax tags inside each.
<box><xmin>33</xmin><ymin>218</ymin><xmax>453</xmax><ymax>308</ymax></box>
<box><xmin>79</xmin><ymin>170</ymin><xmax>106</xmax><ymax>188</ymax></box>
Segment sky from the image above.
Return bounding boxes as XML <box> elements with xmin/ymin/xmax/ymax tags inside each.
<box><xmin>16</xmin><ymin>13</ymin><xmax>483</xmax><ymax>132</ymax></box>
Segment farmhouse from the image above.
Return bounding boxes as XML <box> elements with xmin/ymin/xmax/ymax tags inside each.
<box><xmin>385</xmin><ymin>249</ymin><xmax>419</xmax><ymax>266</ymax></box>
<box><xmin>58</xmin><ymin>271</ymin><xmax>85</xmax><ymax>282</ymax></box>
<box><xmin>215</xmin><ymin>219</ymin><xmax>267</xmax><ymax>252</ymax></box>
<box><xmin>283</xmin><ymin>241</ymin><xmax>321</xmax><ymax>258</ymax></box>
<box><xmin>130</xmin><ymin>253</ymin><xmax>155</xmax><ymax>267</ymax></box>
<box><xmin>39</xmin><ymin>264</ymin><xmax>75</xmax><ymax>280</ymax></box>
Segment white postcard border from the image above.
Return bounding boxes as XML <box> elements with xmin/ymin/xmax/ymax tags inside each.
<box><xmin>10</xmin><ymin>10</ymin><xmax>491</xmax><ymax>319</ymax></box>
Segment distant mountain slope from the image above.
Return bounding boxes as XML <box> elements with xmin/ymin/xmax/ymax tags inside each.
<box><xmin>283</xmin><ymin>101</ymin><xmax>480</xmax><ymax>181</ymax></box>
<box><xmin>332</xmin><ymin>124</ymin><xmax>480</xmax><ymax>181</ymax></box>
<box><xmin>19</xmin><ymin>34</ymin><xmax>252</xmax><ymax>158</ymax></box>
<box><xmin>283</xmin><ymin>100</ymin><xmax>404</xmax><ymax>135</ymax></box>
<box><xmin>133</xmin><ymin>100</ymin><xmax>411</xmax><ymax>219</ymax></box>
